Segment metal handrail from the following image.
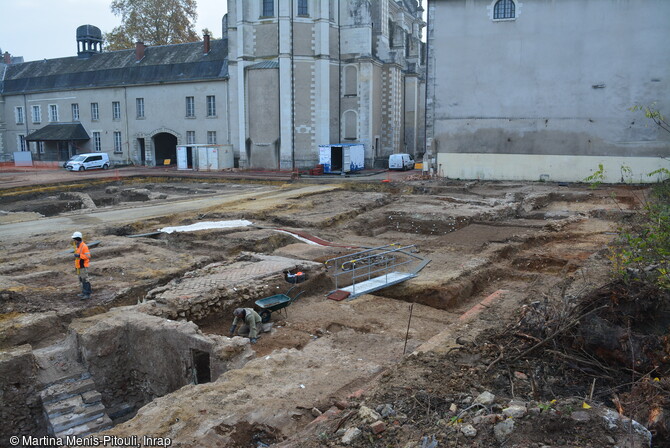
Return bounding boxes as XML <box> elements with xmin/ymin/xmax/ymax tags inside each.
<box><xmin>325</xmin><ymin>244</ymin><xmax>400</xmax><ymax>267</ymax></box>
<box><xmin>333</xmin><ymin>245</ymin><xmax>416</xmax><ymax>271</ymax></box>
<box><xmin>326</xmin><ymin>244</ymin><xmax>418</xmax><ymax>291</ymax></box>
<box><xmin>349</xmin><ymin>259</ymin><xmax>413</xmax><ymax>283</ymax></box>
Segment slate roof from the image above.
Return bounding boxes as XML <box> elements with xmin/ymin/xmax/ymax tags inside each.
<box><xmin>247</xmin><ymin>61</ymin><xmax>279</xmax><ymax>70</ymax></box>
<box><xmin>25</xmin><ymin>123</ymin><xmax>90</xmax><ymax>141</ymax></box>
<box><xmin>1</xmin><ymin>38</ymin><xmax>228</xmax><ymax>95</ymax></box>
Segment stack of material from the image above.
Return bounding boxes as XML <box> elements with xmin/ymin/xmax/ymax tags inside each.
<box><xmin>309</xmin><ymin>164</ymin><xmax>324</xmax><ymax>175</ymax></box>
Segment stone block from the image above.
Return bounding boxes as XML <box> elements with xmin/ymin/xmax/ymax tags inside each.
<box><xmin>358</xmin><ymin>405</ymin><xmax>382</xmax><ymax>423</ymax></box>
<box><xmin>503</xmin><ymin>405</ymin><xmax>527</xmax><ymax>419</ymax></box>
<box><xmin>494</xmin><ymin>419</ymin><xmax>515</xmax><ymax>442</ymax></box>
<box><xmin>475</xmin><ymin>391</ymin><xmax>495</xmax><ymax>406</ymax></box>
<box><xmin>370</xmin><ymin>421</ymin><xmax>386</xmax><ymax>434</ymax></box>
<box><xmin>461</xmin><ymin>424</ymin><xmax>477</xmax><ymax>437</ymax></box>
<box><xmin>341</xmin><ymin>427</ymin><xmax>362</xmax><ymax>444</ymax></box>
<box><xmin>44</xmin><ymin>395</ymin><xmax>82</xmax><ymax>418</ymax></box>
<box><xmin>49</xmin><ymin>402</ymin><xmax>106</xmax><ymax>433</ymax></box>
<box><xmin>55</xmin><ymin>414</ymin><xmax>113</xmax><ymax>438</ymax></box>
<box><xmin>41</xmin><ymin>378</ymin><xmax>96</xmax><ymax>404</ymax></box>
<box><xmin>334</xmin><ymin>400</ymin><xmax>349</xmax><ymax>410</ymax></box>
<box><xmin>81</xmin><ymin>390</ymin><xmax>102</xmax><ymax>405</ymax></box>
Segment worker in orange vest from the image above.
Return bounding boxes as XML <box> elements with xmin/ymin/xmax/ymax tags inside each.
<box><xmin>72</xmin><ymin>231</ymin><xmax>92</xmax><ymax>300</ymax></box>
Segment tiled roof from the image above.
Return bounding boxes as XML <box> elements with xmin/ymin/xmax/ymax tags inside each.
<box><xmin>1</xmin><ymin>38</ymin><xmax>228</xmax><ymax>95</ymax></box>
<box><xmin>25</xmin><ymin>123</ymin><xmax>90</xmax><ymax>141</ymax></box>
<box><xmin>247</xmin><ymin>60</ymin><xmax>279</xmax><ymax>70</ymax></box>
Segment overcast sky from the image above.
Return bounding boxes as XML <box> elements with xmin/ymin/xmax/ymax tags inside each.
<box><xmin>0</xmin><ymin>0</ymin><xmax>228</xmax><ymax>62</ymax></box>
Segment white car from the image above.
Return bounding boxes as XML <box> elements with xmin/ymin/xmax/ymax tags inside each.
<box><xmin>388</xmin><ymin>153</ymin><xmax>415</xmax><ymax>171</ymax></box>
<box><xmin>65</xmin><ymin>153</ymin><xmax>110</xmax><ymax>171</ymax></box>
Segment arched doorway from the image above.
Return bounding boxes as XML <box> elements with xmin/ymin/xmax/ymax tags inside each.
<box><xmin>153</xmin><ymin>133</ymin><xmax>177</xmax><ymax>165</ymax></box>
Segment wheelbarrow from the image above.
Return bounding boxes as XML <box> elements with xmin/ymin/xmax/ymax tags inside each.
<box><xmin>255</xmin><ymin>285</ymin><xmax>305</xmax><ymax>323</ymax></box>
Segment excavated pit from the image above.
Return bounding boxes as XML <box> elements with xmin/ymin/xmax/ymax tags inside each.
<box><xmin>0</xmin><ymin>310</ymin><xmax>253</xmax><ymax>440</ymax></box>
<box><xmin>1</xmin><ymin>178</ymin><xmax>648</xmax><ymax>446</ymax></box>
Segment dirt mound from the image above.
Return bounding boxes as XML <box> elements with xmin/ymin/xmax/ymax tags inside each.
<box><xmin>286</xmin><ymin>279</ymin><xmax>669</xmax><ymax>447</ymax></box>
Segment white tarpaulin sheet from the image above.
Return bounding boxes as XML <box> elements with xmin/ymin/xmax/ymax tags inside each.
<box><xmin>273</xmin><ymin>230</ymin><xmax>323</xmax><ymax>246</ymax></box>
<box><xmin>159</xmin><ymin>220</ymin><xmax>253</xmax><ymax>234</ymax></box>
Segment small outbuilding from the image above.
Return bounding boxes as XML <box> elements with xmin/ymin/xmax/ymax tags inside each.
<box><xmin>176</xmin><ymin>145</ymin><xmax>234</xmax><ymax>171</ymax></box>
<box><xmin>318</xmin><ymin>144</ymin><xmax>364</xmax><ymax>174</ymax></box>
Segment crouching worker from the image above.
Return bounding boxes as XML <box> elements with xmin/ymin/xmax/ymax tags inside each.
<box><xmin>230</xmin><ymin>308</ymin><xmax>262</xmax><ymax>344</ymax></box>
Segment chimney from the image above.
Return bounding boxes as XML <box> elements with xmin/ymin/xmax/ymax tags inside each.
<box><xmin>204</xmin><ymin>34</ymin><xmax>210</xmax><ymax>55</ymax></box>
<box><xmin>135</xmin><ymin>41</ymin><xmax>146</xmax><ymax>61</ymax></box>
<box><xmin>3</xmin><ymin>52</ymin><xmax>11</xmax><ymax>64</ymax></box>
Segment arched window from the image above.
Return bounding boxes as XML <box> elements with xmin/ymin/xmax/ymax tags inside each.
<box><xmin>343</xmin><ymin>110</ymin><xmax>357</xmax><ymax>140</ymax></box>
<box><xmin>344</xmin><ymin>66</ymin><xmax>357</xmax><ymax>97</ymax></box>
<box><xmin>493</xmin><ymin>0</ymin><xmax>515</xmax><ymax>20</ymax></box>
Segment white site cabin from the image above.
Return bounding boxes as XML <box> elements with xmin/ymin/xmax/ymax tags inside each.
<box><xmin>176</xmin><ymin>145</ymin><xmax>234</xmax><ymax>171</ymax></box>
<box><xmin>318</xmin><ymin>144</ymin><xmax>365</xmax><ymax>174</ymax></box>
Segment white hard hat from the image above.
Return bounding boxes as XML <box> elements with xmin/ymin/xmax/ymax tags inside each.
<box><xmin>71</xmin><ymin>231</ymin><xmax>83</xmax><ymax>239</ymax></box>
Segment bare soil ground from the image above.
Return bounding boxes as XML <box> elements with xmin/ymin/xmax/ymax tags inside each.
<box><xmin>1</xmin><ymin>174</ymin><xmax>667</xmax><ymax>447</ymax></box>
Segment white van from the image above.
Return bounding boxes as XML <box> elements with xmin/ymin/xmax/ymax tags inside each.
<box><xmin>388</xmin><ymin>153</ymin><xmax>415</xmax><ymax>171</ymax></box>
<box><xmin>65</xmin><ymin>153</ymin><xmax>110</xmax><ymax>171</ymax></box>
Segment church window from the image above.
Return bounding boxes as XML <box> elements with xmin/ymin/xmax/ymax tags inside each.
<box><xmin>298</xmin><ymin>0</ymin><xmax>308</xmax><ymax>16</ymax></box>
<box><xmin>343</xmin><ymin>110</ymin><xmax>357</xmax><ymax>140</ymax></box>
<box><xmin>493</xmin><ymin>0</ymin><xmax>515</xmax><ymax>20</ymax></box>
<box><xmin>262</xmin><ymin>0</ymin><xmax>274</xmax><ymax>17</ymax></box>
<box><xmin>344</xmin><ymin>66</ymin><xmax>357</xmax><ymax>97</ymax></box>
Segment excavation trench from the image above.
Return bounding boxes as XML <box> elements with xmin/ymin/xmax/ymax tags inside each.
<box><xmin>1</xmin><ymin>179</ymin><xmax>642</xmax><ymax>446</ymax></box>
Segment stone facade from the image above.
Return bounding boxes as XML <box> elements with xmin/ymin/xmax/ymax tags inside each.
<box><xmin>0</xmin><ymin>1</ymin><xmax>426</xmax><ymax>171</ymax></box>
<box><xmin>211</xmin><ymin>0</ymin><xmax>426</xmax><ymax>170</ymax></box>
<box><xmin>426</xmin><ymin>0</ymin><xmax>670</xmax><ymax>182</ymax></box>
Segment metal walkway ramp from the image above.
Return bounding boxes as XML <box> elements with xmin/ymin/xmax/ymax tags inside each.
<box><xmin>325</xmin><ymin>244</ymin><xmax>429</xmax><ymax>300</ymax></box>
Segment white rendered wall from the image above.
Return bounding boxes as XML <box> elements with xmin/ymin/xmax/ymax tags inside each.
<box><xmin>429</xmin><ymin>0</ymin><xmax>670</xmax><ymax>182</ymax></box>
<box><xmin>437</xmin><ymin>153</ymin><xmax>670</xmax><ymax>184</ymax></box>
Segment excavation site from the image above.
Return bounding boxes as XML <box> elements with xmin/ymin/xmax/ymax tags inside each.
<box><xmin>1</xmin><ymin>174</ymin><xmax>668</xmax><ymax>447</ymax></box>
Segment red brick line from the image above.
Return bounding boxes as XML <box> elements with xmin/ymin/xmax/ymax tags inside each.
<box><xmin>458</xmin><ymin>289</ymin><xmax>509</xmax><ymax>321</ymax></box>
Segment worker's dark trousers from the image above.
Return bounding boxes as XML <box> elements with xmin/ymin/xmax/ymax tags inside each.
<box><xmin>239</xmin><ymin>322</ymin><xmax>262</xmax><ymax>337</ymax></box>
<box><xmin>78</xmin><ymin>268</ymin><xmax>92</xmax><ymax>297</ymax></box>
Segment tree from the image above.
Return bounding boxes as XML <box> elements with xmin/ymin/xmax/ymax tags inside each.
<box><xmin>105</xmin><ymin>0</ymin><xmax>199</xmax><ymax>51</ymax></box>
<box><xmin>631</xmin><ymin>103</ymin><xmax>670</xmax><ymax>135</ymax></box>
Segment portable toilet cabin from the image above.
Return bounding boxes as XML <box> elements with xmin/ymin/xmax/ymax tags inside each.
<box><xmin>177</xmin><ymin>145</ymin><xmax>234</xmax><ymax>171</ymax></box>
<box><xmin>318</xmin><ymin>144</ymin><xmax>365</xmax><ymax>174</ymax></box>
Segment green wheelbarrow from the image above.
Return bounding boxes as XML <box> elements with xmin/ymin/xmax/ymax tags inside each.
<box><xmin>255</xmin><ymin>285</ymin><xmax>305</xmax><ymax>323</ymax></box>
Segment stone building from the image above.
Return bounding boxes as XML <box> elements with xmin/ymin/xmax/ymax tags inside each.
<box><xmin>0</xmin><ymin>1</ymin><xmax>426</xmax><ymax>170</ymax></box>
<box><xmin>227</xmin><ymin>0</ymin><xmax>426</xmax><ymax>169</ymax></box>
<box><xmin>0</xmin><ymin>25</ymin><xmax>229</xmax><ymax>166</ymax></box>
<box><xmin>426</xmin><ymin>0</ymin><xmax>670</xmax><ymax>182</ymax></box>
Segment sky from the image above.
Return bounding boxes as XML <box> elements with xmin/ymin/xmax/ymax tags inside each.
<box><xmin>0</xmin><ymin>0</ymin><xmax>228</xmax><ymax>62</ymax></box>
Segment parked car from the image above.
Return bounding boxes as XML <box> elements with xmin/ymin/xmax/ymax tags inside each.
<box><xmin>62</xmin><ymin>155</ymin><xmax>78</xmax><ymax>168</ymax></box>
<box><xmin>388</xmin><ymin>153</ymin><xmax>415</xmax><ymax>171</ymax></box>
<box><xmin>65</xmin><ymin>153</ymin><xmax>110</xmax><ymax>171</ymax></box>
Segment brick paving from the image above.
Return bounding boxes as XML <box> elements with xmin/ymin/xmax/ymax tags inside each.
<box><xmin>155</xmin><ymin>255</ymin><xmax>321</xmax><ymax>301</ymax></box>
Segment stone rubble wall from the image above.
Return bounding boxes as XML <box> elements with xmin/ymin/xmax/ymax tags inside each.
<box><xmin>139</xmin><ymin>253</ymin><xmax>324</xmax><ymax>321</ymax></box>
<box><xmin>0</xmin><ymin>345</ymin><xmax>46</xmax><ymax>444</ymax></box>
<box><xmin>69</xmin><ymin>308</ymin><xmax>253</xmax><ymax>415</ymax></box>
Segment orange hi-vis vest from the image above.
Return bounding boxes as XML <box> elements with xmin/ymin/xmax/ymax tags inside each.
<box><xmin>75</xmin><ymin>242</ymin><xmax>91</xmax><ymax>269</ymax></box>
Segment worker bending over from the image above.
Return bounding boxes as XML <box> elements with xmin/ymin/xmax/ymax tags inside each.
<box><xmin>230</xmin><ymin>308</ymin><xmax>262</xmax><ymax>344</ymax></box>
<box><xmin>71</xmin><ymin>231</ymin><xmax>92</xmax><ymax>300</ymax></box>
